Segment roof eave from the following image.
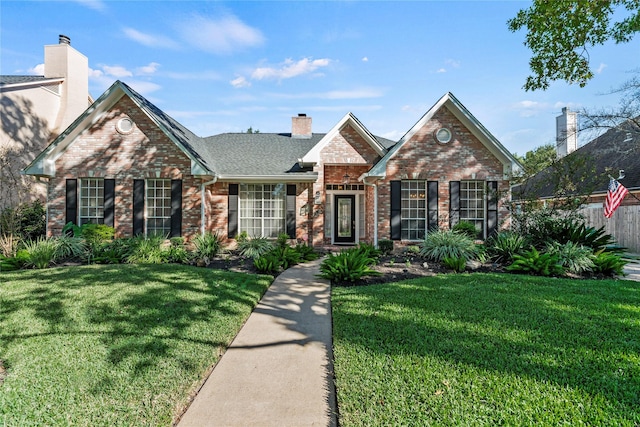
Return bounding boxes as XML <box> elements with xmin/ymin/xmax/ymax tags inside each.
<box><xmin>216</xmin><ymin>174</ymin><xmax>319</xmax><ymax>182</ymax></box>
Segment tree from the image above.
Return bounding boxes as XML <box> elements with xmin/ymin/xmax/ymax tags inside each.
<box><xmin>512</xmin><ymin>143</ymin><xmax>556</xmax><ymax>184</ymax></box>
<box><xmin>246</xmin><ymin>127</ymin><xmax>260</xmax><ymax>134</ymax></box>
<box><xmin>508</xmin><ymin>0</ymin><xmax>640</xmax><ymax>91</ymax></box>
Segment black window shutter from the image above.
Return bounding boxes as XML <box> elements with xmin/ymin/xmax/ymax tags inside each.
<box><xmin>449</xmin><ymin>181</ymin><xmax>460</xmax><ymax>229</ymax></box>
<box><xmin>65</xmin><ymin>179</ymin><xmax>78</xmax><ymax>228</ymax></box>
<box><xmin>390</xmin><ymin>180</ymin><xmax>401</xmax><ymax>240</ymax></box>
<box><xmin>228</xmin><ymin>184</ymin><xmax>238</xmax><ymax>239</ymax></box>
<box><xmin>487</xmin><ymin>181</ymin><xmax>498</xmax><ymax>237</ymax></box>
<box><xmin>133</xmin><ymin>179</ymin><xmax>145</xmax><ymax>236</ymax></box>
<box><xmin>103</xmin><ymin>179</ymin><xmax>115</xmax><ymax>228</ymax></box>
<box><xmin>286</xmin><ymin>184</ymin><xmax>296</xmax><ymax>239</ymax></box>
<box><xmin>427</xmin><ymin>181</ymin><xmax>438</xmax><ymax>232</ymax></box>
<box><xmin>170</xmin><ymin>179</ymin><xmax>182</xmax><ymax>238</ymax></box>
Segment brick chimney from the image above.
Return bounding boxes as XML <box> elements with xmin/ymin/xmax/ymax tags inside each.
<box><xmin>556</xmin><ymin>107</ymin><xmax>577</xmax><ymax>158</ymax></box>
<box><xmin>44</xmin><ymin>35</ymin><xmax>89</xmax><ymax>134</ymax></box>
<box><xmin>292</xmin><ymin>114</ymin><xmax>312</xmax><ymax>139</ymax></box>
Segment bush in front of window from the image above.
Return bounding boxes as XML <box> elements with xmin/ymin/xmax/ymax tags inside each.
<box><xmin>452</xmin><ymin>220</ymin><xmax>479</xmax><ymax>239</ymax></box>
<box><xmin>419</xmin><ymin>229</ymin><xmax>478</xmax><ymax>263</ymax></box>
<box><xmin>378</xmin><ymin>239</ymin><xmax>394</xmax><ymax>255</ymax></box>
<box><xmin>238</xmin><ymin>236</ymin><xmax>274</xmax><ymax>260</ymax></box>
<box><xmin>193</xmin><ymin>232</ymin><xmax>222</xmax><ymax>266</ymax></box>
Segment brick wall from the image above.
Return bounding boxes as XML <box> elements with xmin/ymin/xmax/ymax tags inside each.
<box><xmin>376</xmin><ymin>107</ymin><xmax>511</xmax><ymax>241</ymax></box>
<box><xmin>47</xmin><ymin>96</ymin><xmax>201</xmax><ymax>239</ymax></box>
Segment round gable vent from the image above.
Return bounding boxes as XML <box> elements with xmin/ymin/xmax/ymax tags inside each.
<box><xmin>116</xmin><ymin>117</ymin><xmax>134</xmax><ymax>134</ymax></box>
<box><xmin>435</xmin><ymin>127</ymin><xmax>452</xmax><ymax>144</ymax></box>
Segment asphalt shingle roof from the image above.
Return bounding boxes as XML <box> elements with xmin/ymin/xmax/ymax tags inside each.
<box><xmin>513</xmin><ymin>119</ymin><xmax>640</xmax><ymax>199</ymax></box>
<box><xmin>0</xmin><ymin>75</ymin><xmax>60</xmax><ymax>85</ymax></box>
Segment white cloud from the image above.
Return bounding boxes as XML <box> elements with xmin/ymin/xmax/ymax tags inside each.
<box><xmin>102</xmin><ymin>65</ymin><xmax>133</xmax><ymax>78</ymax></box>
<box><xmin>28</xmin><ymin>63</ymin><xmax>45</xmax><ymax>75</ymax></box>
<box><xmin>381</xmin><ymin>130</ymin><xmax>404</xmax><ymax>141</ymax></box>
<box><xmin>512</xmin><ymin>100</ymin><xmax>550</xmax><ymax>117</ymax></box>
<box><xmin>436</xmin><ymin>68</ymin><xmax>447</xmax><ymax>73</ymax></box>
<box><xmin>362</xmin><ymin>57</ymin><xmax>369</xmax><ymax>62</ymax></box>
<box><xmin>73</xmin><ymin>0</ymin><xmax>106</xmax><ymax>12</ymax></box>
<box><xmin>177</xmin><ymin>14</ymin><xmax>264</xmax><ymax>54</ymax></box>
<box><xmin>88</xmin><ymin>67</ymin><xmax>104</xmax><ymax>78</ymax></box>
<box><xmin>123</xmin><ymin>28</ymin><xmax>180</xmax><ymax>49</ymax></box>
<box><xmin>166</xmin><ymin>71</ymin><xmax>221</xmax><ymax>80</ymax></box>
<box><xmin>596</xmin><ymin>63</ymin><xmax>607</xmax><ymax>74</ymax></box>
<box><xmin>230</xmin><ymin>76</ymin><xmax>251</xmax><ymax>88</ymax></box>
<box><xmin>251</xmin><ymin>58</ymin><xmax>331</xmax><ymax>81</ymax></box>
<box><xmin>445</xmin><ymin>58</ymin><xmax>461</xmax><ymax>68</ymax></box>
<box><xmin>136</xmin><ymin>62</ymin><xmax>161</xmax><ymax>75</ymax></box>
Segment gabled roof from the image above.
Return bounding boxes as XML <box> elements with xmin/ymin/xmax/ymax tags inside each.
<box><xmin>300</xmin><ymin>112</ymin><xmax>391</xmax><ymax>165</ymax></box>
<box><xmin>513</xmin><ymin>119</ymin><xmax>640</xmax><ymax>200</ymax></box>
<box><xmin>364</xmin><ymin>92</ymin><xmax>522</xmax><ymax>179</ymax></box>
<box><xmin>24</xmin><ymin>80</ymin><xmax>212</xmax><ymax>177</ymax></box>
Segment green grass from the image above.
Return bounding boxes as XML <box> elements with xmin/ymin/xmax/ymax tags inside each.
<box><xmin>0</xmin><ymin>264</ymin><xmax>272</xmax><ymax>426</ymax></box>
<box><xmin>332</xmin><ymin>273</ymin><xmax>640</xmax><ymax>426</ymax></box>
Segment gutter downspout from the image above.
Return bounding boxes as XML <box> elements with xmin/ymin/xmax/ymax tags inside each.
<box><xmin>200</xmin><ymin>177</ymin><xmax>218</xmax><ymax>235</ymax></box>
<box><xmin>362</xmin><ymin>176</ymin><xmax>379</xmax><ymax>248</ymax></box>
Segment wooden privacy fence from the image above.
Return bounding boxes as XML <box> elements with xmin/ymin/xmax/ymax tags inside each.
<box><xmin>580</xmin><ymin>205</ymin><xmax>640</xmax><ymax>253</ymax></box>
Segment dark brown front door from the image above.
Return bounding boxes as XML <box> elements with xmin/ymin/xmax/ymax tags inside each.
<box><xmin>334</xmin><ymin>195</ymin><xmax>356</xmax><ymax>244</ymax></box>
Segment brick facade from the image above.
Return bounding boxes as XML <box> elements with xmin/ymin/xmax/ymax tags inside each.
<box><xmin>47</xmin><ymin>96</ymin><xmax>201</xmax><ymax>238</ymax></box>
<box><xmin>36</xmin><ymin>87</ymin><xmax>516</xmax><ymax>248</ymax></box>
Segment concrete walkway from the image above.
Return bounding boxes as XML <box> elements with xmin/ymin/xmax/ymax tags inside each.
<box><xmin>177</xmin><ymin>259</ymin><xmax>336</xmax><ymax>427</ymax></box>
<box><xmin>624</xmin><ymin>259</ymin><xmax>640</xmax><ymax>281</ymax></box>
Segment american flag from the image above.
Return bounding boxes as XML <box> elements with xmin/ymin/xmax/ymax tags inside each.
<box><xmin>604</xmin><ymin>179</ymin><xmax>629</xmax><ymax>218</ymax></box>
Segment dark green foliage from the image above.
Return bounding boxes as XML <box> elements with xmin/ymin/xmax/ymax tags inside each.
<box><xmin>55</xmin><ymin>236</ymin><xmax>87</xmax><ymax>262</ymax></box>
<box><xmin>378</xmin><ymin>239</ymin><xmax>394</xmax><ymax>255</ymax></box>
<box><xmin>485</xmin><ymin>231</ymin><xmax>529</xmax><ymax>265</ymax></box>
<box><xmin>319</xmin><ymin>246</ymin><xmax>381</xmax><ymax>284</ymax></box>
<box><xmin>125</xmin><ymin>235</ymin><xmax>167</xmax><ymax>264</ymax></box>
<box><xmin>0</xmin><ymin>200</ymin><xmax>46</xmax><ymax>242</ymax></box>
<box><xmin>443</xmin><ymin>256</ymin><xmax>466</xmax><ymax>273</ymax></box>
<box><xmin>546</xmin><ymin>241</ymin><xmax>595</xmax><ymax>274</ymax></box>
<box><xmin>22</xmin><ymin>237</ymin><xmax>59</xmax><ymax>269</ymax></box>
<box><xmin>294</xmin><ymin>243</ymin><xmax>319</xmax><ymax>261</ymax></box>
<box><xmin>237</xmin><ymin>236</ymin><xmax>274</xmax><ymax>259</ymax></box>
<box><xmin>165</xmin><ymin>239</ymin><xmax>190</xmax><ymax>264</ymax></box>
<box><xmin>356</xmin><ymin>242</ymin><xmax>381</xmax><ymax>261</ymax></box>
<box><xmin>452</xmin><ymin>220</ymin><xmax>479</xmax><ymax>239</ymax></box>
<box><xmin>193</xmin><ymin>232</ymin><xmax>221</xmax><ymax>263</ymax></box>
<box><xmin>276</xmin><ymin>233</ymin><xmax>290</xmax><ymax>248</ymax></box>
<box><xmin>566</xmin><ymin>223</ymin><xmax>622</xmax><ymax>253</ymax></box>
<box><xmin>0</xmin><ymin>250</ymin><xmax>30</xmax><ymax>271</ymax></box>
<box><xmin>506</xmin><ymin>246</ymin><xmax>565</xmax><ymax>277</ymax></box>
<box><xmin>592</xmin><ymin>251</ymin><xmax>628</xmax><ymax>276</ymax></box>
<box><xmin>419</xmin><ymin>229</ymin><xmax>478</xmax><ymax>262</ymax></box>
<box><xmin>253</xmin><ymin>253</ymin><xmax>281</xmax><ymax>274</ymax></box>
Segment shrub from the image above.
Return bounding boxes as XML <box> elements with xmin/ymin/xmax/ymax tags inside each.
<box><xmin>92</xmin><ymin>238</ymin><xmax>132</xmax><ymax>264</ymax></box>
<box><xmin>125</xmin><ymin>235</ymin><xmax>167</xmax><ymax>264</ymax></box>
<box><xmin>443</xmin><ymin>256</ymin><xmax>466</xmax><ymax>272</ymax></box>
<box><xmin>485</xmin><ymin>231</ymin><xmax>528</xmax><ymax>265</ymax></box>
<box><xmin>276</xmin><ymin>233</ymin><xmax>291</xmax><ymax>248</ymax></box>
<box><xmin>55</xmin><ymin>236</ymin><xmax>87</xmax><ymax>262</ymax></box>
<box><xmin>254</xmin><ymin>253</ymin><xmax>282</xmax><ymax>274</ymax></box>
<box><xmin>546</xmin><ymin>241</ymin><xmax>595</xmax><ymax>274</ymax></box>
<box><xmin>419</xmin><ymin>229</ymin><xmax>478</xmax><ymax>262</ymax></box>
<box><xmin>22</xmin><ymin>237</ymin><xmax>59</xmax><ymax>269</ymax></box>
<box><xmin>591</xmin><ymin>251</ymin><xmax>628</xmax><ymax>276</ymax></box>
<box><xmin>452</xmin><ymin>220</ymin><xmax>478</xmax><ymax>239</ymax></box>
<box><xmin>319</xmin><ymin>247</ymin><xmax>381</xmax><ymax>284</ymax></box>
<box><xmin>1</xmin><ymin>201</ymin><xmax>46</xmax><ymax>243</ymax></box>
<box><xmin>80</xmin><ymin>223</ymin><xmax>115</xmax><ymax>242</ymax></box>
<box><xmin>566</xmin><ymin>223</ymin><xmax>622</xmax><ymax>253</ymax></box>
<box><xmin>294</xmin><ymin>243</ymin><xmax>319</xmax><ymax>262</ymax></box>
<box><xmin>237</xmin><ymin>236</ymin><xmax>274</xmax><ymax>259</ymax></box>
<box><xmin>356</xmin><ymin>242</ymin><xmax>381</xmax><ymax>261</ymax></box>
<box><xmin>193</xmin><ymin>232</ymin><xmax>221</xmax><ymax>264</ymax></box>
<box><xmin>0</xmin><ymin>250</ymin><xmax>30</xmax><ymax>271</ymax></box>
<box><xmin>405</xmin><ymin>245</ymin><xmax>420</xmax><ymax>255</ymax></box>
<box><xmin>378</xmin><ymin>239</ymin><xmax>394</xmax><ymax>255</ymax></box>
<box><xmin>506</xmin><ymin>246</ymin><xmax>564</xmax><ymax>277</ymax></box>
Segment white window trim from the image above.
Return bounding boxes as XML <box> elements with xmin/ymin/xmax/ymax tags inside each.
<box><xmin>459</xmin><ymin>180</ymin><xmax>487</xmax><ymax>238</ymax></box>
<box><xmin>400</xmin><ymin>180</ymin><xmax>427</xmax><ymax>241</ymax></box>
<box><xmin>79</xmin><ymin>178</ymin><xmax>104</xmax><ymax>225</ymax></box>
<box><xmin>238</xmin><ymin>183</ymin><xmax>286</xmax><ymax>238</ymax></box>
<box><xmin>146</xmin><ymin>178</ymin><xmax>172</xmax><ymax>237</ymax></box>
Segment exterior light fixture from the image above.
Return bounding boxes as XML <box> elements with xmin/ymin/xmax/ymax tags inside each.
<box><xmin>342</xmin><ymin>173</ymin><xmax>350</xmax><ymax>184</ymax></box>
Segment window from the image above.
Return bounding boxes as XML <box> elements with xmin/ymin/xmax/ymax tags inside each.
<box><xmin>401</xmin><ymin>181</ymin><xmax>426</xmax><ymax>240</ymax></box>
<box><xmin>460</xmin><ymin>181</ymin><xmax>485</xmax><ymax>237</ymax></box>
<box><xmin>146</xmin><ymin>179</ymin><xmax>172</xmax><ymax>237</ymax></box>
<box><xmin>239</xmin><ymin>183</ymin><xmax>286</xmax><ymax>238</ymax></box>
<box><xmin>79</xmin><ymin>178</ymin><xmax>104</xmax><ymax>225</ymax></box>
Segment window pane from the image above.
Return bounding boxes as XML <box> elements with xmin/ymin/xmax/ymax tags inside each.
<box><xmin>239</xmin><ymin>183</ymin><xmax>285</xmax><ymax>237</ymax></box>
<box><xmin>79</xmin><ymin>178</ymin><xmax>105</xmax><ymax>225</ymax></box>
<box><xmin>400</xmin><ymin>181</ymin><xmax>426</xmax><ymax>241</ymax></box>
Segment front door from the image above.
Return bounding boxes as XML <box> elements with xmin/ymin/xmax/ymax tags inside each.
<box><xmin>334</xmin><ymin>195</ymin><xmax>356</xmax><ymax>244</ymax></box>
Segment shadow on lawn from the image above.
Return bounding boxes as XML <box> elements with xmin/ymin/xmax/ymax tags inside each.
<box><xmin>1</xmin><ymin>264</ymin><xmax>271</xmax><ymax>375</ymax></box>
<box><xmin>333</xmin><ymin>273</ymin><xmax>640</xmax><ymax>419</ymax></box>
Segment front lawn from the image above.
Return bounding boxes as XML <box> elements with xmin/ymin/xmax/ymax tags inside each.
<box><xmin>332</xmin><ymin>273</ymin><xmax>640</xmax><ymax>426</ymax></box>
<box><xmin>0</xmin><ymin>264</ymin><xmax>272</xmax><ymax>426</ymax></box>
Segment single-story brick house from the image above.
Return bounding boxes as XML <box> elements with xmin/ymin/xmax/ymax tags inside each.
<box><xmin>24</xmin><ymin>80</ymin><xmax>521</xmax><ymax>247</ymax></box>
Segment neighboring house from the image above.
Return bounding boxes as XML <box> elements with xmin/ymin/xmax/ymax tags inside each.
<box><xmin>24</xmin><ymin>80</ymin><xmax>521</xmax><ymax>247</ymax></box>
<box><xmin>0</xmin><ymin>35</ymin><xmax>92</xmax><ymax>210</ymax></box>
<box><xmin>513</xmin><ymin>111</ymin><xmax>640</xmax><ymax>252</ymax></box>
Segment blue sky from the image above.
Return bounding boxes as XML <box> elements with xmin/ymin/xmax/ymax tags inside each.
<box><xmin>2</xmin><ymin>0</ymin><xmax>638</xmax><ymax>155</ymax></box>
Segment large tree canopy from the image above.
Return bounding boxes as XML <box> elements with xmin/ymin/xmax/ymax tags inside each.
<box><xmin>508</xmin><ymin>0</ymin><xmax>640</xmax><ymax>91</ymax></box>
